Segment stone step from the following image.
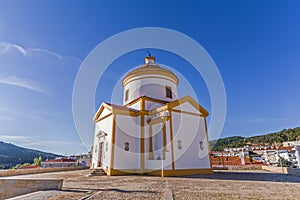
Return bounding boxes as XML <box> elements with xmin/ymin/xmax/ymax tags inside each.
<box><xmin>88</xmin><ymin>169</ymin><xmax>106</xmax><ymax>176</ymax></box>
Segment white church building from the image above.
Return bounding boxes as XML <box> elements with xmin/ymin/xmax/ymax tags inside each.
<box><xmin>91</xmin><ymin>54</ymin><xmax>212</xmax><ymax>176</ymax></box>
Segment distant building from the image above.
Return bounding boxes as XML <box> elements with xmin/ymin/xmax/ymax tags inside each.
<box><xmin>78</xmin><ymin>153</ymin><xmax>92</xmax><ymax>167</ymax></box>
<box><xmin>41</xmin><ymin>158</ymin><xmax>77</xmax><ymax>168</ymax></box>
<box><xmin>91</xmin><ymin>55</ymin><xmax>212</xmax><ymax>176</ymax></box>
<box><xmin>283</xmin><ymin>140</ymin><xmax>300</xmax><ymax>147</ymax></box>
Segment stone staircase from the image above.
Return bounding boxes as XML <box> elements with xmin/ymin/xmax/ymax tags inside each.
<box><xmin>88</xmin><ymin>168</ymin><xmax>106</xmax><ymax>176</ymax></box>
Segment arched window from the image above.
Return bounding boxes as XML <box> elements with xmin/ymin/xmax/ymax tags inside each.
<box><xmin>125</xmin><ymin>89</ymin><xmax>129</xmax><ymax>101</ymax></box>
<box><xmin>124</xmin><ymin>142</ymin><xmax>130</xmax><ymax>151</ymax></box>
<box><xmin>199</xmin><ymin>141</ymin><xmax>204</xmax><ymax>151</ymax></box>
<box><xmin>165</xmin><ymin>86</ymin><xmax>172</xmax><ymax>99</ymax></box>
<box><xmin>177</xmin><ymin>140</ymin><xmax>182</xmax><ymax>150</ymax></box>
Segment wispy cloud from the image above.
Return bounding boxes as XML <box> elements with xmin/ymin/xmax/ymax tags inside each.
<box><xmin>32</xmin><ymin>111</ymin><xmax>56</xmax><ymax>118</ymax></box>
<box><xmin>0</xmin><ymin>76</ymin><xmax>48</xmax><ymax>94</ymax></box>
<box><xmin>0</xmin><ymin>42</ymin><xmax>82</xmax><ymax>63</ymax></box>
<box><xmin>0</xmin><ymin>107</ymin><xmax>57</xmax><ymax>122</ymax></box>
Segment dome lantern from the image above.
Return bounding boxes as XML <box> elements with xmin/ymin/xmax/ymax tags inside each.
<box><xmin>122</xmin><ymin>54</ymin><xmax>179</xmax><ymax>106</ymax></box>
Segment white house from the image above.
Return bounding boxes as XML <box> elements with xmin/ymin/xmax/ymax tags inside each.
<box><xmin>41</xmin><ymin>158</ymin><xmax>77</xmax><ymax>168</ymax></box>
<box><xmin>91</xmin><ymin>54</ymin><xmax>212</xmax><ymax>176</ymax></box>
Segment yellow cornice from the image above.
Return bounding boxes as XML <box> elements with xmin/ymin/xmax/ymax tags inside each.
<box><xmin>108</xmin><ymin>168</ymin><xmax>213</xmax><ymax>176</ymax></box>
<box><xmin>122</xmin><ymin>66</ymin><xmax>179</xmax><ymax>86</ymax></box>
<box><xmin>167</xmin><ymin>95</ymin><xmax>209</xmax><ymax>116</ymax></box>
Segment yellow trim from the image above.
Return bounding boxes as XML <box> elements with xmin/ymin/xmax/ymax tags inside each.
<box><xmin>125</xmin><ymin>96</ymin><xmax>168</xmax><ymax>108</ymax></box>
<box><xmin>148</xmin><ymin>96</ymin><xmax>208</xmax><ymax>117</ymax></box>
<box><xmin>125</xmin><ymin>96</ymin><xmax>143</xmax><ymax>107</ymax></box>
<box><xmin>107</xmin><ymin>168</ymin><xmax>213</xmax><ymax>176</ymax></box>
<box><xmin>204</xmin><ymin>116</ymin><xmax>213</xmax><ymax>169</ymax></box>
<box><xmin>110</xmin><ymin>114</ymin><xmax>116</xmax><ymax>169</ymax></box>
<box><xmin>147</xmin><ymin>116</ymin><xmax>170</xmax><ymax>125</ymax></box>
<box><xmin>171</xmin><ymin>109</ymin><xmax>205</xmax><ymax>117</ymax></box>
<box><xmin>143</xmin><ymin>96</ymin><xmax>168</xmax><ymax>104</ymax></box>
<box><xmin>141</xmin><ymin>97</ymin><xmax>145</xmax><ymax>110</ymax></box>
<box><xmin>169</xmin><ymin>111</ymin><xmax>175</xmax><ymax>170</ymax></box>
<box><xmin>149</xmin><ymin>125</ymin><xmax>153</xmax><ymax>160</ymax></box>
<box><xmin>122</xmin><ymin>66</ymin><xmax>179</xmax><ymax>86</ymax></box>
<box><xmin>167</xmin><ymin>96</ymin><xmax>209</xmax><ymax>116</ymax></box>
<box><xmin>112</xmin><ymin>109</ymin><xmax>137</xmax><ymax>116</ymax></box>
<box><xmin>146</xmin><ymin>168</ymin><xmax>213</xmax><ymax>176</ymax></box>
<box><xmin>94</xmin><ymin>113</ymin><xmax>113</xmax><ymax>123</ymax></box>
<box><xmin>162</xmin><ymin>122</ymin><xmax>167</xmax><ymax>160</ymax></box>
<box><xmin>140</xmin><ymin>114</ymin><xmax>145</xmax><ymax>171</ymax></box>
<box><xmin>93</xmin><ymin>103</ymin><xmax>113</xmax><ymax>122</ymax></box>
<box><xmin>124</xmin><ymin>75</ymin><xmax>178</xmax><ymax>87</ymax></box>
<box><xmin>93</xmin><ymin>105</ymin><xmax>105</xmax><ymax>122</ymax></box>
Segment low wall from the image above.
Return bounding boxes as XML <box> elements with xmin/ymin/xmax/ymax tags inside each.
<box><xmin>0</xmin><ymin>166</ymin><xmax>88</xmax><ymax>177</ymax></box>
<box><xmin>213</xmin><ymin>165</ymin><xmax>263</xmax><ymax>170</ymax></box>
<box><xmin>262</xmin><ymin>166</ymin><xmax>300</xmax><ymax>176</ymax></box>
<box><xmin>0</xmin><ymin>178</ymin><xmax>63</xmax><ymax>199</ymax></box>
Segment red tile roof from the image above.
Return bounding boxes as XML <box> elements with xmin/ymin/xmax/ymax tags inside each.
<box><xmin>44</xmin><ymin>158</ymin><xmax>76</xmax><ymax>163</ymax></box>
<box><xmin>210</xmin><ymin>156</ymin><xmax>264</xmax><ymax>166</ymax></box>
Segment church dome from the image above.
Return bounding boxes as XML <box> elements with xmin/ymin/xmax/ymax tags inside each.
<box><xmin>122</xmin><ymin>54</ymin><xmax>179</xmax><ymax>105</ymax></box>
<box><xmin>122</xmin><ymin>55</ymin><xmax>178</xmax><ymax>87</ymax></box>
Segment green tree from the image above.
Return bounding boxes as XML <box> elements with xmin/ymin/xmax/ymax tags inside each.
<box><xmin>248</xmin><ymin>156</ymin><xmax>253</xmax><ymax>164</ymax></box>
<box><xmin>217</xmin><ymin>156</ymin><xmax>221</xmax><ymax>165</ymax></box>
<box><xmin>33</xmin><ymin>156</ymin><xmax>42</xmax><ymax>166</ymax></box>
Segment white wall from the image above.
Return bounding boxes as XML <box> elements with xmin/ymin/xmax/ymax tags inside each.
<box><xmin>145</xmin><ymin>100</ymin><xmax>164</xmax><ymax>111</ymax></box>
<box><xmin>174</xmin><ymin>102</ymin><xmax>201</xmax><ymax>114</ymax></box>
<box><xmin>127</xmin><ymin>101</ymin><xmax>141</xmax><ymax>110</ymax></box>
<box><xmin>171</xmin><ymin>112</ymin><xmax>210</xmax><ymax>169</ymax></box>
<box><xmin>92</xmin><ymin>113</ymin><xmax>113</xmax><ymax>169</ymax></box>
<box><xmin>144</xmin><ymin>120</ymin><xmax>172</xmax><ymax>170</ymax></box>
<box><xmin>123</xmin><ymin>76</ymin><xmax>178</xmax><ymax>104</ymax></box>
<box><xmin>113</xmin><ymin>115</ymin><xmax>140</xmax><ymax>169</ymax></box>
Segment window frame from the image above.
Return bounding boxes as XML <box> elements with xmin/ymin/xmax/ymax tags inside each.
<box><xmin>125</xmin><ymin>89</ymin><xmax>129</xmax><ymax>101</ymax></box>
<box><xmin>165</xmin><ymin>86</ymin><xmax>172</xmax><ymax>99</ymax></box>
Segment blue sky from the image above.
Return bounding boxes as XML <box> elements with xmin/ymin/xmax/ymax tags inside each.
<box><xmin>0</xmin><ymin>1</ymin><xmax>299</xmax><ymax>154</ymax></box>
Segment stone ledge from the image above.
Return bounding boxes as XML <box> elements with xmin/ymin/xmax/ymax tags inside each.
<box><xmin>0</xmin><ymin>178</ymin><xmax>63</xmax><ymax>199</ymax></box>
<box><xmin>0</xmin><ymin>166</ymin><xmax>89</xmax><ymax>177</ymax></box>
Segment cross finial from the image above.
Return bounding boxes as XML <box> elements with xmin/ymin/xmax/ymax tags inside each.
<box><xmin>144</xmin><ymin>50</ymin><xmax>155</xmax><ymax>64</ymax></box>
<box><xmin>147</xmin><ymin>50</ymin><xmax>151</xmax><ymax>57</ymax></box>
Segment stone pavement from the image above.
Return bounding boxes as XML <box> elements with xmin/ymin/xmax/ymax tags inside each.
<box><xmin>5</xmin><ymin>169</ymin><xmax>300</xmax><ymax>200</ymax></box>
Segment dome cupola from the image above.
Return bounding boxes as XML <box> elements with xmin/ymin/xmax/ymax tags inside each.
<box><xmin>122</xmin><ymin>54</ymin><xmax>179</xmax><ymax>106</ymax></box>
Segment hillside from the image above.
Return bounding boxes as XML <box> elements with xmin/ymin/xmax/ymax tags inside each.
<box><xmin>210</xmin><ymin>127</ymin><xmax>300</xmax><ymax>151</ymax></box>
<box><xmin>0</xmin><ymin>141</ymin><xmax>59</xmax><ymax>169</ymax></box>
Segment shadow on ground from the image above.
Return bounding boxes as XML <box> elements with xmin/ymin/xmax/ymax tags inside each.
<box><xmin>63</xmin><ymin>188</ymin><xmax>158</xmax><ymax>194</ymax></box>
<box><xmin>184</xmin><ymin>171</ymin><xmax>300</xmax><ymax>183</ymax></box>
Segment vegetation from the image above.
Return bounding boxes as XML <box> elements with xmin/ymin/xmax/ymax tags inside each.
<box><xmin>11</xmin><ymin>156</ymin><xmax>43</xmax><ymax>169</ymax></box>
<box><xmin>248</xmin><ymin>156</ymin><xmax>253</xmax><ymax>164</ymax></box>
<box><xmin>33</xmin><ymin>156</ymin><xmax>42</xmax><ymax>166</ymax></box>
<box><xmin>0</xmin><ymin>141</ymin><xmax>59</xmax><ymax>169</ymax></box>
<box><xmin>210</xmin><ymin>127</ymin><xmax>300</xmax><ymax>151</ymax></box>
<box><xmin>210</xmin><ymin>136</ymin><xmax>245</xmax><ymax>151</ymax></box>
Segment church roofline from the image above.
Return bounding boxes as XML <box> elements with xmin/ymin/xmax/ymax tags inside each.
<box><xmin>94</xmin><ymin>95</ymin><xmax>209</xmax><ymax>122</ymax></box>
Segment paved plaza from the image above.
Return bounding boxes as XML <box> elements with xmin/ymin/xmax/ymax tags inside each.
<box><xmin>8</xmin><ymin>169</ymin><xmax>300</xmax><ymax>199</ymax></box>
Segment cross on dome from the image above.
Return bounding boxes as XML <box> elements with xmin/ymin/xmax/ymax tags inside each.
<box><xmin>144</xmin><ymin>51</ymin><xmax>156</xmax><ymax>64</ymax></box>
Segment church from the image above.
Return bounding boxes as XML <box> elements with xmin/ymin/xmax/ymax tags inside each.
<box><xmin>91</xmin><ymin>54</ymin><xmax>212</xmax><ymax>176</ymax></box>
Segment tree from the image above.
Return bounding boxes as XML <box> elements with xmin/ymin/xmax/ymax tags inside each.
<box><xmin>33</xmin><ymin>156</ymin><xmax>42</xmax><ymax>166</ymax></box>
<box><xmin>248</xmin><ymin>156</ymin><xmax>253</xmax><ymax>164</ymax></box>
<box><xmin>217</xmin><ymin>156</ymin><xmax>221</xmax><ymax>165</ymax></box>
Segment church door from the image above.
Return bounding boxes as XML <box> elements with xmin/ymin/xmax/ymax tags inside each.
<box><xmin>97</xmin><ymin>142</ymin><xmax>104</xmax><ymax>168</ymax></box>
